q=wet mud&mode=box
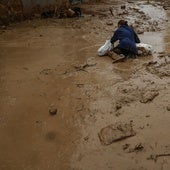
[0,0,170,170]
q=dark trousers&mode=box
[113,47,136,58]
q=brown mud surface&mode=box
[0,0,170,170]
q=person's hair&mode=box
[118,20,128,26]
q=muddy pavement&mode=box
[0,0,170,170]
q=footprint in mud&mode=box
[45,131,56,141]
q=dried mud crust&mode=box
[114,82,160,106]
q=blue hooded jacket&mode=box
[110,25,140,54]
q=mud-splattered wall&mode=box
[0,0,88,25]
[0,0,23,25]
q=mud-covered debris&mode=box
[127,1,134,3]
[41,6,82,19]
[41,10,55,18]
[1,25,7,30]
[49,106,58,115]
[136,29,144,34]
[84,135,89,141]
[145,115,150,118]
[67,8,76,17]
[115,112,121,117]
[166,106,170,111]
[98,122,136,145]
[145,58,170,78]
[112,54,126,63]
[146,61,155,66]
[122,143,130,150]
[40,68,52,75]
[128,143,144,153]
[74,63,97,72]
[35,120,42,123]
[158,54,170,58]
[109,7,114,16]
[147,153,170,162]
[121,5,126,10]
[32,13,41,18]
[118,11,128,16]
[115,102,122,111]
[140,90,159,103]
[163,6,168,10]
[106,21,113,26]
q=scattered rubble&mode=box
[166,106,170,111]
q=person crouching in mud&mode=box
[110,20,140,58]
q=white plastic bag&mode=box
[98,40,113,56]
[136,43,153,55]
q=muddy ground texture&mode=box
[0,0,170,170]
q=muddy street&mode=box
[0,0,170,170]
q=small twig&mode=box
[109,7,114,16]
[147,153,170,162]
[74,67,88,72]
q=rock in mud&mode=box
[121,5,126,9]
[124,143,144,153]
[167,106,170,111]
[129,143,144,153]
[98,122,136,145]
[115,102,122,111]
[140,90,159,103]
[49,106,58,115]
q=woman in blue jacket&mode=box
[111,20,140,57]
